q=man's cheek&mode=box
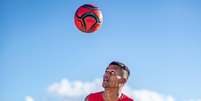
[109,77,119,86]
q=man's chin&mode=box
[102,83,105,88]
[102,83,108,88]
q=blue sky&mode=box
[1,0,201,101]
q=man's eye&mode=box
[111,71,115,74]
[105,71,116,75]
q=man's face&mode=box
[102,64,125,89]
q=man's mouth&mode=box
[103,78,109,82]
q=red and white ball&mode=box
[74,4,103,33]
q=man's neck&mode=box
[103,88,122,101]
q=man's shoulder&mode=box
[85,91,103,101]
[121,93,134,101]
[88,91,103,96]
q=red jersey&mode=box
[86,91,134,101]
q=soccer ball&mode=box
[74,4,103,33]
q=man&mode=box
[85,61,134,101]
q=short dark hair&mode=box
[109,61,130,78]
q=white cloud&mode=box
[48,78,200,101]
[48,78,102,97]
[123,87,175,101]
[25,96,34,101]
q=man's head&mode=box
[102,61,130,89]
